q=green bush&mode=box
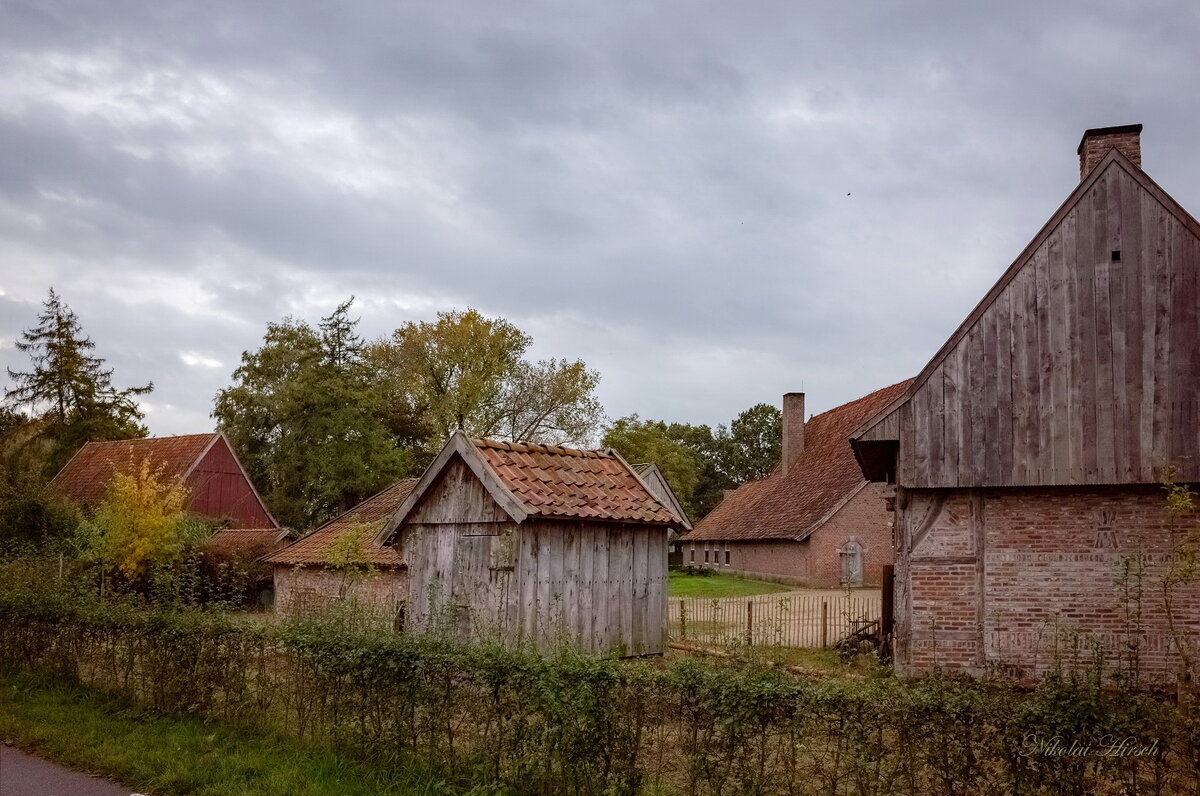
[0,570,1194,795]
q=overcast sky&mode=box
[1,1,1198,438]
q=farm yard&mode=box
[670,588,881,648]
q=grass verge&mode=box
[0,672,452,796]
[667,570,790,598]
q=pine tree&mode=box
[5,288,152,473]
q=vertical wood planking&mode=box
[1034,241,1053,484]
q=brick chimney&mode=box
[782,392,805,474]
[1077,124,1142,180]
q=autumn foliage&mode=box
[76,458,193,579]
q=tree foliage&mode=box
[602,415,702,515]
[371,309,603,452]
[4,288,151,476]
[214,300,410,531]
[603,402,783,521]
[74,458,197,579]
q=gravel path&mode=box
[0,745,140,796]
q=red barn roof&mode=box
[474,438,678,524]
[687,380,912,542]
[376,432,682,546]
[49,432,277,529]
[51,433,218,505]
[264,479,417,568]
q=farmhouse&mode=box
[51,432,280,535]
[685,383,909,588]
[851,125,1200,681]
[264,478,417,615]
[374,432,684,656]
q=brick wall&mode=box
[683,484,894,588]
[897,485,1200,682]
[274,566,407,618]
[806,483,894,588]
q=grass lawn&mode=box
[0,673,451,796]
[668,570,791,598]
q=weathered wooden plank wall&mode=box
[398,457,669,655]
[878,161,1200,488]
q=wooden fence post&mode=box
[679,600,687,640]
[881,565,895,661]
[820,600,829,648]
[746,600,754,646]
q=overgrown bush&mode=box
[0,570,1194,795]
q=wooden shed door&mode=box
[451,531,502,636]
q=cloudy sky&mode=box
[1,1,1198,437]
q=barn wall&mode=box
[885,161,1200,489]
[187,439,275,528]
[896,485,1200,681]
[683,487,893,588]
[686,539,810,586]
[403,517,668,656]
[807,484,894,588]
[273,566,407,617]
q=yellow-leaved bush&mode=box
[78,458,192,579]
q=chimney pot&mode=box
[1077,124,1142,180]
[782,392,805,474]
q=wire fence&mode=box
[668,592,881,648]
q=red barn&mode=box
[51,432,278,530]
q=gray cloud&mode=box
[2,0,1199,437]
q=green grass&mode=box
[668,570,791,598]
[0,673,453,796]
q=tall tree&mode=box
[5,288,151,475]
[722,403,783,483]
[371,309,603,451]
[214,300,409,531]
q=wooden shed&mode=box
[375,432,684,656]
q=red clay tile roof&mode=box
[473,439,678,525]
[203,528,289,557]
[263,479,417,567]
[686,380,913,542]
[49,434,219,506]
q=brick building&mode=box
[685,382,909,588]
[264,478,417,616]
[851,125,1200,682]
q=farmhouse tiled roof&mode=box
[203,528,289,557]
[473,439,678,525]
[49,433,219,506]
[263,479,418,567]
[687,380,913,542]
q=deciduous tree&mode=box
[371,309,602,451]
[214,300,410,531]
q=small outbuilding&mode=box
[375,432,684,656]
[263,479,417,616]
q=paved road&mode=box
[0,745,139,796]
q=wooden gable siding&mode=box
[405,455,511,524]
[893,159,1200,488]
[185,438,275,528]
